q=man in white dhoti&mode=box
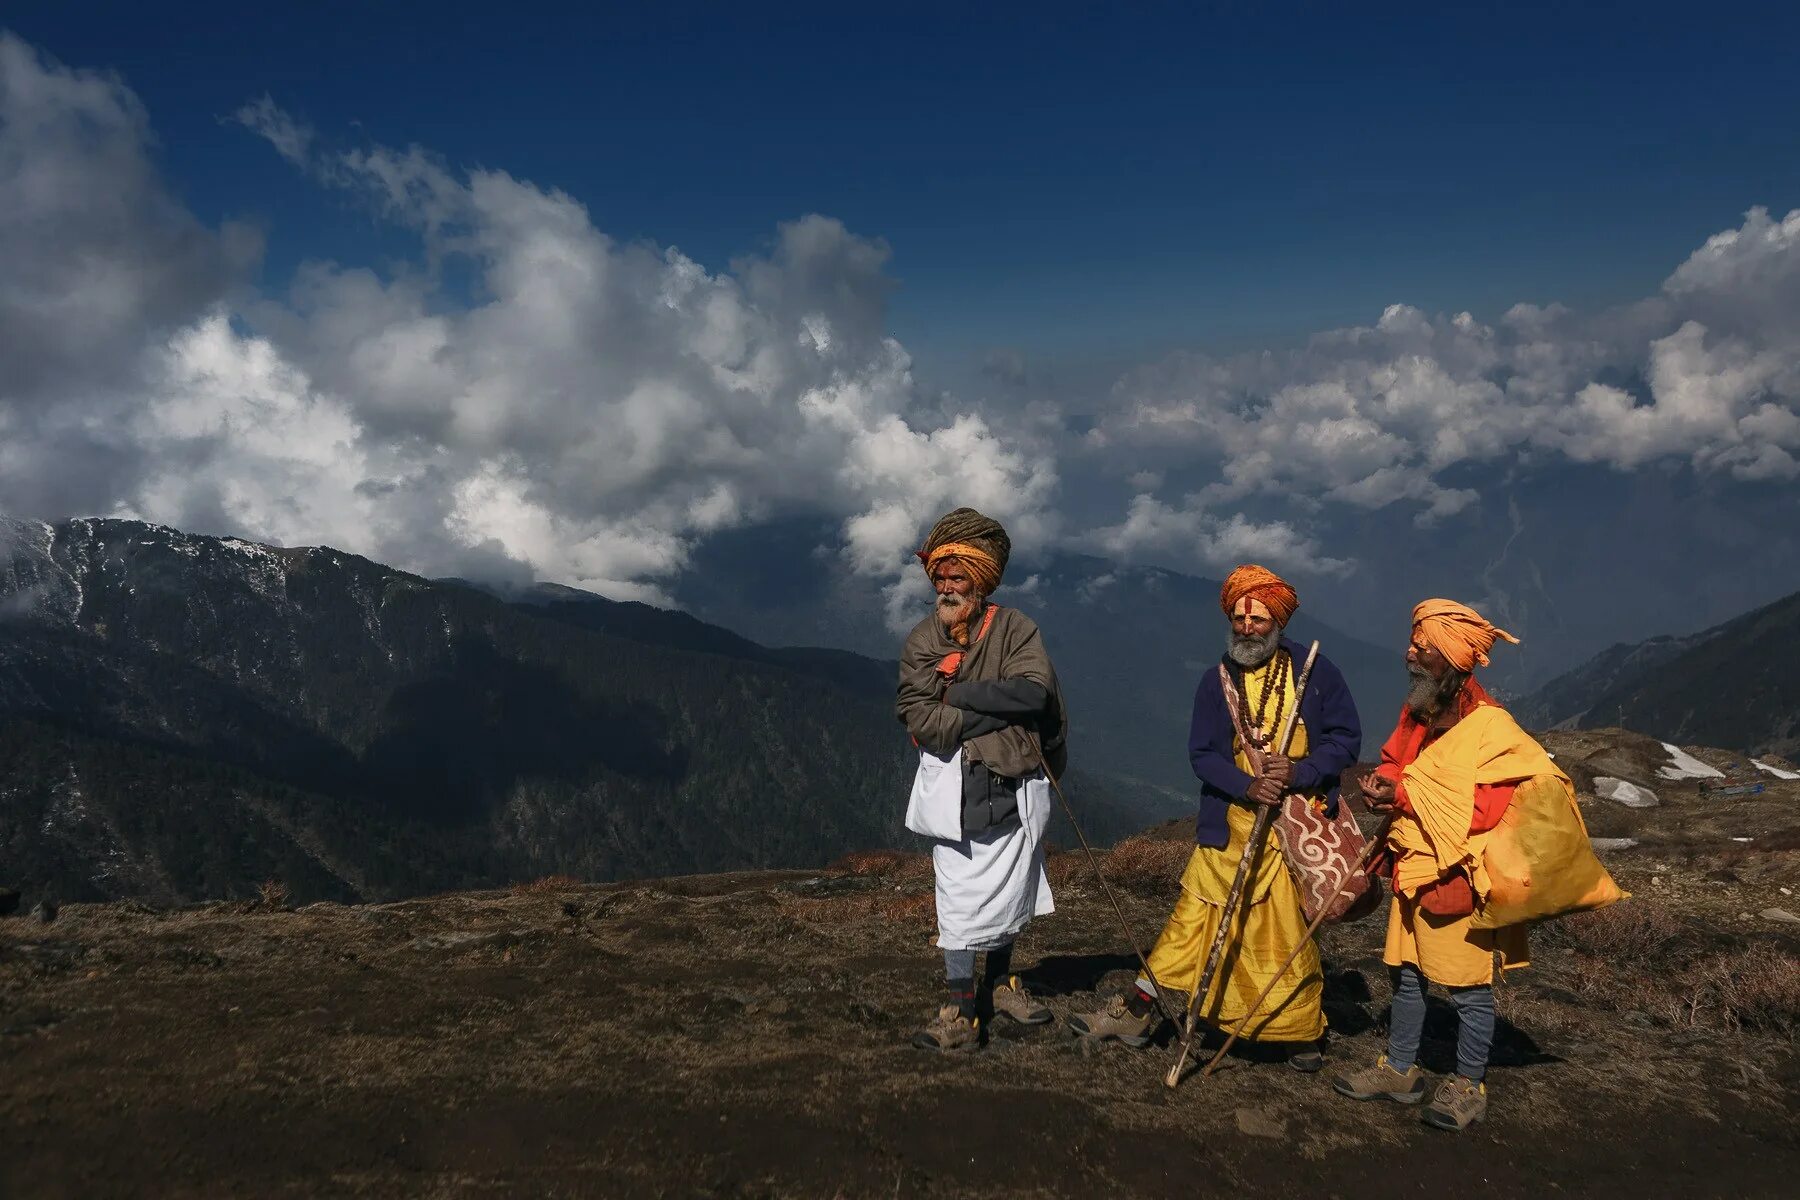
[896,507,1066,1051]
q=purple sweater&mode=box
[1187,639,1363,848]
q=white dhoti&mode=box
[930,773,1055,951]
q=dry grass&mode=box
[868,891,936,926]
[776,889,936,930]
[1671,945,1800,1034]
[1044,851,1088,890]
[255,879,290,910]
[1757,828,1800,853]
[1551,903,1689,967]
[1103,836,1192,890]
[827,850,932,885]
[510,874,583,895]
[1546,904,1800,1036]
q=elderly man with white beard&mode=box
[1069,565,1362,1072]
[895,507,1066,1051]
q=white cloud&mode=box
[5,33,1800,620]
[1087,494,1353,577]
[1087,207,1800,561]
[0,45,1056,607]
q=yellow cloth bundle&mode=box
[1471,776,1628,930]
[1393,705,1626,927]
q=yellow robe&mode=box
[1382,705,1554,987]
[1144,655,1325,1043]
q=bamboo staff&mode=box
[1198,811,1397,1080]
[1164,639,1320,1090]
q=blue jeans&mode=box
[1386,964,1495,1081]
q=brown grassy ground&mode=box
[2,733,1797,1198]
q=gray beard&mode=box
[935,592,985,631]
[1227,628,1282,669]
[1406,665,1469,722]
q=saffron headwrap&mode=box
[1219,564,1299,627]
[923,542,1003,596]
[1412,598,1520,672]
[916,507,1010,596]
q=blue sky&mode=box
[11,1,1800,372]
[4,4,1800,687]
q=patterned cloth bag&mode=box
[1219,664,1378,924]
[1276,792,1381,924]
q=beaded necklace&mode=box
[1247,647,1292,746]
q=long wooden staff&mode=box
[1028,735,1178,1028]
[1197,811,1397,1080]
[1164,639,1319,1090]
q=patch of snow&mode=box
[1657,743,1724,780]
[220,537,289,601]
[1596,776,1660,808]
[1752,760,1800,781]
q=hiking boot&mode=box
[912,1005,981,1052]
[1067,994,1155,1047]
[1332,1055,1428,1104]
[990,976,1053,1026]
[1287,1043,1325,1074]
[1421,1074,1487,1131]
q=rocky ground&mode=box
[3,731,1797,1198]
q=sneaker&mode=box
[1421,1074,1487,1131]
[1067,994,1155,1047]
[1331,1055,1428,1104]
[912,1005,981,1052]
[990,976,1053,1025]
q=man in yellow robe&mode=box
[1068,566,1362,1072]
[1334,599,1560,1131]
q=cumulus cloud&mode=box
[0,33,259,517]
[1089,493,1353,577]
[5,31,1799,620]
[1,41,1054,613]
[1086,210,1800,564]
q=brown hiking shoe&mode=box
[1067,994,1155,1047]
[1332,1055,1428,1104]
[991,976,1053,1025]
[912,1005,981,1052]
[1422,1074,1487,1131]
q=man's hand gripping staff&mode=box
[1164,640,1320,1090]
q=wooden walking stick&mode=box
[1164,639,1320,1090]
[1028,734,1179,1028]
[1198,812,1397,1080]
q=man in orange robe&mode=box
[1333,599,1561,1131]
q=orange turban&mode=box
[1220,564,1298,627]
[923,542,1003,596]
[1412,599,1520,672]
[916,507,1010,596]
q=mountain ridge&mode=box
[1517,586,1800,756]
[0,517,918,904]
[0,517,1187,906]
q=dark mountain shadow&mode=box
[496,583,898,699]
[358,636,686,824]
